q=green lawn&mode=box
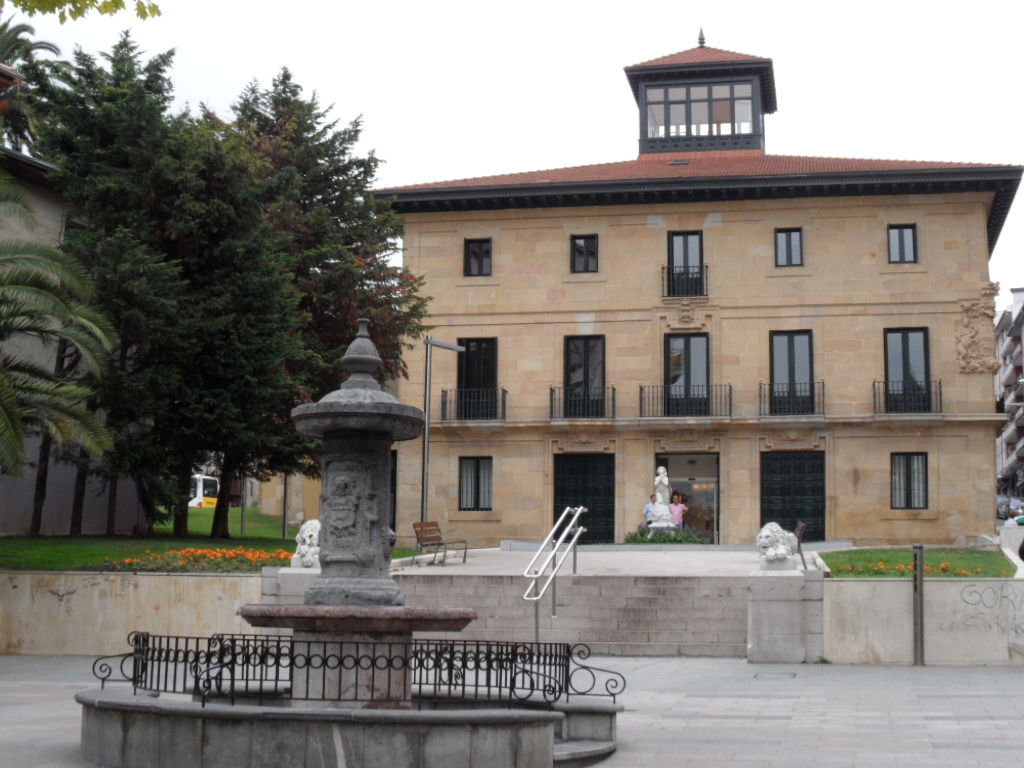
[821,548,1016,578]
[0,507,414,571]
[153,506,300,539]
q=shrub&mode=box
[622,524,712,545]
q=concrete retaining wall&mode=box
[0,571,260,655]
[824,578,1024,665]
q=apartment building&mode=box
[379,39,1021,546]
[996,290,1024,497]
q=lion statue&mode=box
[755,522,798,566]
[291,519,321,568]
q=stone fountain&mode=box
[238,318,474,706]
[75,319,623,768]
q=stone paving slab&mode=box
[3,655,1024,767]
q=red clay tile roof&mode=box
[630,45,768,69]
[379,150,1009,193]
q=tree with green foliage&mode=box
[0,1,159,23]
[0,168,113,476]
[0,14,63,150]
[34,34,194,533]
[164,112,312,539]
[232,70,430,401]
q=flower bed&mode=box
[94,546,294,573]
[821,548,1015,578]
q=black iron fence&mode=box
[759,381,825,416]
[662,265,708,297]
[91,633,626,707]
[873,380,942,414]
[550,386,616,419]
[639,384,732,418]
[440,388,507,420]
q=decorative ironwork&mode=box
[441,388,507,420]
[91,634,626,708]
[640,384,732,418]
[662,265,707,297]
[872,380,942,414]
[759,381,825,416]
[550,386,616,419]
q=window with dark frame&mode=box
[891,453,927,509]
[775,228,803,267]
[888,225,918,264]
[570,235,598,273]
[459,457,493,511]
[463,238,492,277]
[645,81,755,138]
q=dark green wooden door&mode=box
[554,453,615,543]
[760,451,825,541]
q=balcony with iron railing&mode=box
[662,265,708,298]
[550,386,616,419]
[872,380,942,414]
[1001,363,1020,388]
[759,382,825,417]
[440,388,507,421]
[638,384,732,418]
[1000,332,1020,358]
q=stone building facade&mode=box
[379,40,1021,546]
[995,290,1024,496]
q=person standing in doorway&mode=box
[670,492,688,529]
[642,494,657,527]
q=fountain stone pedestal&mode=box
[238,319,474,708]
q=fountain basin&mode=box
[238,604,476,634]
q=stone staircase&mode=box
[395,573,747,657]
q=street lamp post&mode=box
[421,336,464,523]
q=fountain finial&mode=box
[339,317,383,390]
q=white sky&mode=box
[23,0,1024,308]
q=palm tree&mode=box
[0,14,61,150]
[0,170,114,474]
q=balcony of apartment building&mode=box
[1001,359,1021,390]
[872,380,943,415]
[549,386,616,419]
[439,388,508,422]
[661,265,708,298]
[638,383,732,420]
[757,381,825,420]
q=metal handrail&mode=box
[523,506,587,642]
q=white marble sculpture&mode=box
[291,519,321,568]
[755,522,799,570]
[648,466,677,534]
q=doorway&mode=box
[760,451,826,540]
[553,453,615,543]
[655,453,719,542]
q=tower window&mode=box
[646,81,754,139]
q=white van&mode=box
[188,474,219,508]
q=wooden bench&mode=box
[411,521,469,566]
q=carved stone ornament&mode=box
[955,282,1000,374]
[554,433,613,452]
[758,432,825,451]
[666,306,713,331]
[291,519,321,568]
[755,522,799,570]
[657,429,718,452]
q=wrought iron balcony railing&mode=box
[872,380,942,414]
[550,386,615,419]
[759,381,825,416]
[639,384,732,418]
[662,265,708,297]
[440,388,507,421]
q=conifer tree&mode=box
[232,69,430,400]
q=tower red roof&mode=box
[630,45,768,69]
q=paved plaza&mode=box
[3,654,1023,767]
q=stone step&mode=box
[553,739,617,767]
